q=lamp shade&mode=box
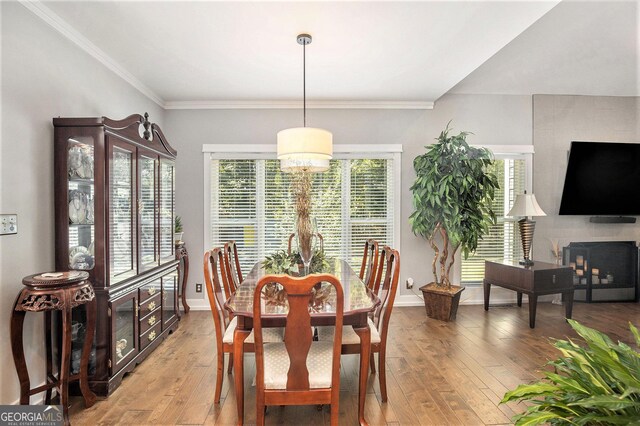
[277,127,333,173]
[507,193,547,217]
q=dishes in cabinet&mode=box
[68,190,93,224]
[68,144,94,179]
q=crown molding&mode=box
[21,1,435,111]
[20,0,165,107]
[164,100,435,110]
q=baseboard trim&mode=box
[186,297,210,311]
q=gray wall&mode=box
[0,3,165,404]
[165,94,533,305]
[533,95,640,258]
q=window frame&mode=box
[460,144,534,285]
[203,144,402,266]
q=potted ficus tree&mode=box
[410,123,499,321]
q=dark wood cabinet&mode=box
[54,114,179,396]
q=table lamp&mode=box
[507,191,546,265]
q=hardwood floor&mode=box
[69,301,640,425]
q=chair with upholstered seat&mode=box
[253,273,344,425]
[318,246,399,402]
[223,240,243,298]
[359,239,379,291]
[203,248,284,404]
[287,232,324,255]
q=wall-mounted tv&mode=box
[559,141,640,215]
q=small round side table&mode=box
[10,271,97,426]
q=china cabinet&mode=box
[54,113,179,395]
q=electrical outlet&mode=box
[0,214,17,235]
[406,277,414,289]
[195,283,203,293]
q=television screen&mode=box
[559,141,640,215]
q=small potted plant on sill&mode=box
[174,215,184,244]
[410,123,499,321]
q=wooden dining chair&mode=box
[203,248,284,404]
[253,274,344,426]
[359,239,379,291]
[287,232,324,255]
[318,246,400,402]
[223,240,243,298]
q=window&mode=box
[461,147,533,284]
[205,146,401,275]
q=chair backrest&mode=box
[371,246,400,343]
[203,248,231,350]
[287,232,324,255]
[223,240,243,297]
[359,239,379,291]
[253,274,343,391]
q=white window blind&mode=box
[209,153,398,276]
[461,156,528,284]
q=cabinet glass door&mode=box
[139,152,158,271]
[111,293,138,372]
[162,270,178,329]
[67,136,95,271]
[159,160,175,262]
[109,142,136,284]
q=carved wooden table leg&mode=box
[80,298,97,407]
[60,305,72,426]
[44,311,53,404]
[10,294,30,405]
[176,243,190,314]
[353,324,371,426]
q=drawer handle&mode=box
[148,315,156,326]
[148,287,156,296]
[148,301,156,311]
[148,330,156,341]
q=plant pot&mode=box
[174,232,183,244]
[419,283,465,322]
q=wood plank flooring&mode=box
[69,302,640,425]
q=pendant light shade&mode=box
[278,33,333,173]
[277,127,332,172]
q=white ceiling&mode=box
[29,1,638,108]
[450,0,640,97]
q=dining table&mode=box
[225,257,380,426]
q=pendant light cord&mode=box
[303,40,306,128]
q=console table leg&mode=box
[528,295,538,328]
[564,291,574,320]
[517,292,523,307]
[483,281,491,311]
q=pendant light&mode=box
[277,34,333,173]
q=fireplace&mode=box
[563,241,639,302]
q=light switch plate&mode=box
[0,214,18,235]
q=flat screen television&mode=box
[559,141,640,215]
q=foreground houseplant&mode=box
[502,320,640,425]
[409,123,499,321]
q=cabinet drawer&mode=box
[139,279,162,303]
[139,292,161,318]
[140,322,162,351]
[139,309,161,334]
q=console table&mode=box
[483,260,574,328]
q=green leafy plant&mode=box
[409,122,499,289]
[292,249,329,274]
[502,319,640,425]
[262,250,298,275]
[174,216,183,233]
